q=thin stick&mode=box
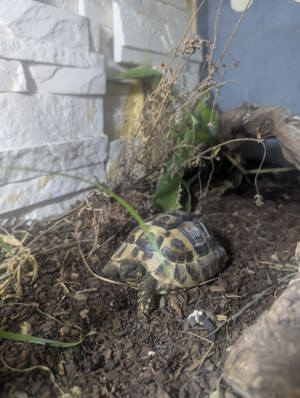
[216,0,252,70]
[185,331,215,371]
[207,0,223,75]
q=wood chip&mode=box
[216,314,228,321]
[210,285,226,293]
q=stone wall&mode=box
[0,0,200,222]
[0,0,107,222]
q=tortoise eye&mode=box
[128,262,139,273]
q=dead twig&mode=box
[1,353,66,397]
[0,232,38,299]
[186,331,215,371]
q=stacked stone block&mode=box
[0,0,107,220]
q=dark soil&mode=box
[0,172,299,398]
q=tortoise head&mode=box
[102,259,145,284]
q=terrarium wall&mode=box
[202,0,300,114]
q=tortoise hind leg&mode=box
[138,272,159,316]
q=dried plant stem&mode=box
[207,0,223,75]
[1,353,66,397]
[246,166,295,175]
[216,0,252,71]
[186,331,215,371]
[0,232,38,299]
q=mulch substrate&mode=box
[0,172,299,398]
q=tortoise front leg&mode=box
[137,272,159,316]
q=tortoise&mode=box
[102,210,228,315]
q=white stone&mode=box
[0,0,89,52]
[106,137,146,186]
[0,94,104,150]
[35,0,79,13]
[113,0,182,57]
[78,1,117,76]
[98,25,117,78]
[0,163,106,214]
[0,136,108,186]
[0,190,89,225]
[89,20,101,53]
[159,0,188,10]
[0,37,103,67]
[181,60,201,91]
[20,190,90,222]
[106,138,127,184]
[78,0,113,28]
[78,0,113,54]
[0,58,27,92]
[0,0,103,67]
[113,0,201,63]
[78,0,117,76]
[29,63,106,95]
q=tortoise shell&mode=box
[102,210,228,291]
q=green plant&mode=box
[0,236,15,256]
[155,98,219,211]
[0,329,94,348]
[114,65,220,212]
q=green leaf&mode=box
[0,236,15,256]
[195,99,219,134]
[114,66,162,81]
[0,329,95,348]
[154,99,220,212]
[155,170,183,212]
